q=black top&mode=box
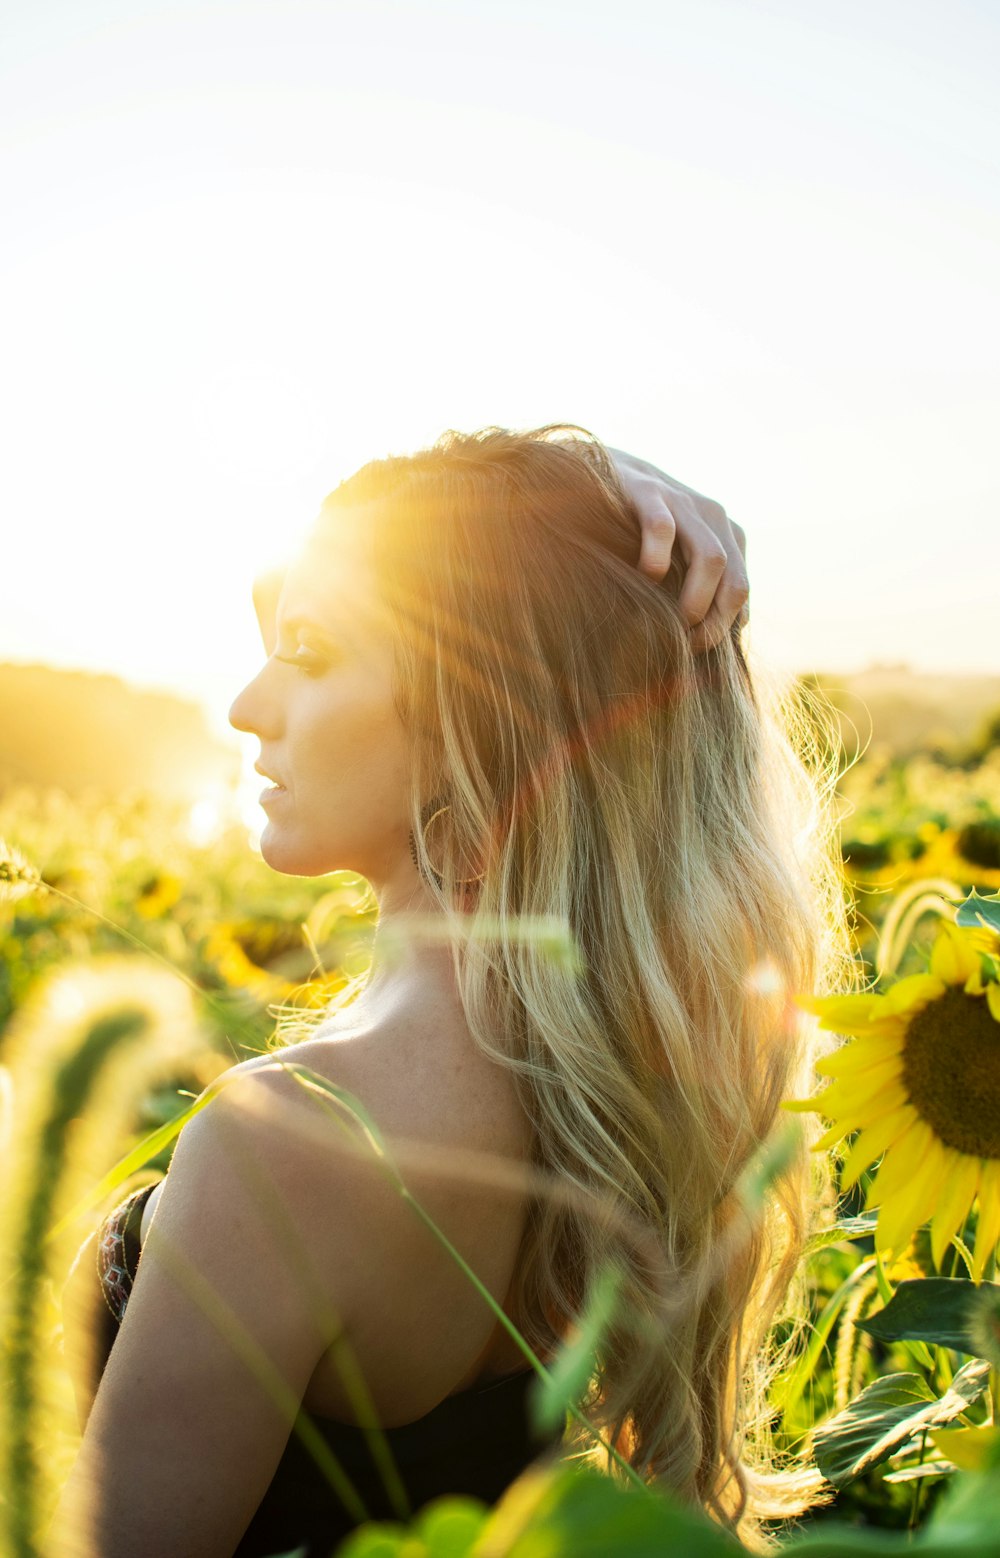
[80,1182,562,1557]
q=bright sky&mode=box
[3,0,998,743]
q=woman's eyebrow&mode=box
[277,613,330,635]
[275,611,365,648]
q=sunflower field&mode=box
[2,720,1000,1557]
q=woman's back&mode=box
[260,971,538,1423]
[131,989,535,1418]
[60,963,548,1556]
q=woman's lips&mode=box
[255,763,286,801]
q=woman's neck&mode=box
[339,895,464,1030]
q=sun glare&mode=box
[185,796,224,848]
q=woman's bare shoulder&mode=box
[139,985,531,1262]
[277,999,532,1162]
[134,1003,533,1419]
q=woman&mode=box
[54,427,845,1557]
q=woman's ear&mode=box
[251,565,286,655]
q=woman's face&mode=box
[228,518,415,888]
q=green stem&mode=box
[932,1343,954,1393]
[873,1243,895,1307]
[907,1425,929,1530]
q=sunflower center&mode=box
[901,987,1000,1159]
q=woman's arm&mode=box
[607,447,749,653]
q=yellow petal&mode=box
[839,1106,918,1193]
[930,921,981,988]
[971,1159,1000,1283]
[814,1055,904,1102]
[882,973,947,1015]
[794,992,885,1028]
[781,1095,825,1114]
[814,1031,904,1079]
[988,984,1000,1025]
[810,1120,849,1153]
[863,1120,929,1211]
[874,1131,947,1259]
[965,964,987,997]
[817,1076,909,1130]
[930,1152,981,1271]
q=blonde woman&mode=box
[56,428,846,1557]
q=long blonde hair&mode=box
[278,426,856,1550]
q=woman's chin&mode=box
[258,825,339,879]
[257,825,305,875]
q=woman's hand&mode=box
[608,447,749,654]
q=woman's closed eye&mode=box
[272,647,329,675]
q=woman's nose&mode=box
[229,666,277,737]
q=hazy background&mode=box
[2,0,997,804]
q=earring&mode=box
[408,794,484,891]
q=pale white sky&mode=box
[2,0,998,741]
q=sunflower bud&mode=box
[0,840,42,905]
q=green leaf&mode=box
[856,1277,986,1353]
[481,1461,744,1558]
[955,887,1000,936]
[881,1461,954,1483]
[414,1497,487,1554]
[811,1359,991,1488]
[334,1529,409,1558]
[924,1461,1000,1552]
[778,1518,997,1557]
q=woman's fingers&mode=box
[634,486,678,579]
[675,506,750,650]
[636,491,749,649]
[613,449,749,652]
[674,512,730,627]
[688,596,749,656]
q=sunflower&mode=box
[842,823,1000,895]
[202,921,299,1001]
[784,917,1000,1280]
[134,871,182,919]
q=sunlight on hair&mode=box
[249,425,858,1548]
[745,958,785,997]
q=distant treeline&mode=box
[796,664,1000,766]
[1,661,997,806]
[0,663,240,802]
